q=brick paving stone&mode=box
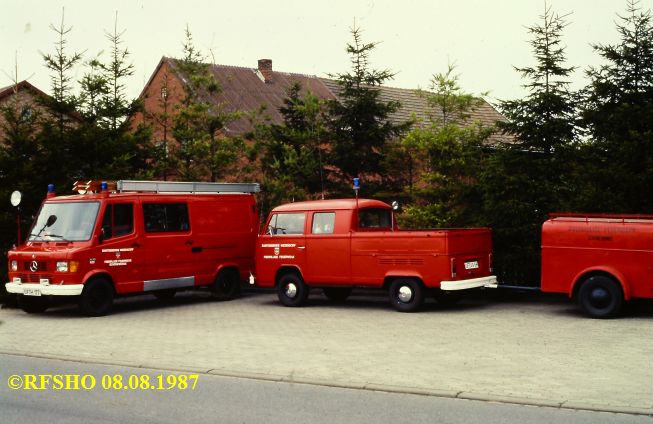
[0,290,652,413]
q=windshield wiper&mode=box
[46,234,69,242]
[28,233,69,242]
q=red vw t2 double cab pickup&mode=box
[6,180,260,316]
[255,198,497,312]
[541,213,653,318]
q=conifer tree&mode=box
[254,82,328,211]
[171,26,241,181]
[327,25,410,191]
[481,3,578,284]
[581,0,653,212]
[398,65,493,228]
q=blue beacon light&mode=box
[353,178,360,199]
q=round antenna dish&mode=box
[10,190,22,207]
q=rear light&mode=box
[10,260,17,272]
[450,258,457,279]
[488,253,493,273]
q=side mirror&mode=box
[391,201,400,211]
[46,214,57,227]
[98,228,105,244]
[10,191,22,207]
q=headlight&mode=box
[56,261,79,273]
[10,260,17,272]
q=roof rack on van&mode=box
[116,180,260,194]
[72,180,260,194]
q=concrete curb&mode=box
[2,350,652,417]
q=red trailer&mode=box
[541,213,653,318]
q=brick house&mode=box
[133,56,506,142]
[131,57,509,184]
[0,81,49,141]
[0,80,81,142]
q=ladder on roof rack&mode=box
[116,180,260,194]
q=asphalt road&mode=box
[1,353,651,424]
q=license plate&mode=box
[464,261,479,270]
[24,287,42,296]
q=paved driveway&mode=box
[1,289,652,415]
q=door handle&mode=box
[191,246,203,253]
[297,246,306,250]
[132,243,141,248]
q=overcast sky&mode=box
[1,0,651,105]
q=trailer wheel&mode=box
[389,278,424,312]
[578,275,623,318]
[277,272,309,307]
[323,287,352,302]
[211,269,241,300]
[433,289,462,307]
[19,295,49,313]
[79,278,114,317]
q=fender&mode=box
[384,271,425,286]
[571,266,630,300]
[275,264,305,286]
[213,262,240,279]
[82,268,113,285]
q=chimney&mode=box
[258,59,273,83]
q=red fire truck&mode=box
[254,198,497,312]
[541,214,653,318]
[6,180,260,316]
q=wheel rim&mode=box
[284,283,298,298]
[588,286,611,310]
[397,285,413,303]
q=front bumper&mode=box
[5,282,84,296]
[440,275,498,291]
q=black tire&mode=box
[578,275,623,319]
[211,269,242,300]
[277,272,309,307]
[323,287,352,302]
[79,278,114,317]
[388,278,424,312]
[153,289,177,302]
[19,295,49,313]
[433,289,463,307]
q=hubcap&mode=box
[285,283,298,298]
[589,287,611,309]
[398,285,413,303]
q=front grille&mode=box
[22,261,48,272]
[17,273,53,283]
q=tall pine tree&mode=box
[327,25,410,192]
[481,3,578,284]
[581,0,653,212]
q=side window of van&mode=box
[266,213,305,235]
[312,212,335,234]
[358,208,391,230]
[101,204,134,240]
[143,203,190,233]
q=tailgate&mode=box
[446,229,493,279]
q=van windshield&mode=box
[29,201,100,242]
